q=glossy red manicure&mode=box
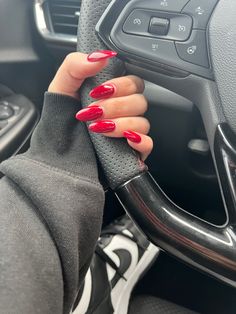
[76,106,103,122]
[89,84,115,99]
[87,50,117,62]
[89,120,116,133]
[124,131,142,143]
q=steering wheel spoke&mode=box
[116,171,236,287]
[215,125,236,224]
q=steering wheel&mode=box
[77,0,236,288]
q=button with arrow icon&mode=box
[182,0,218,29]
[175,30,209,68]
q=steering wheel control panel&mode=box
[96,0,219,79]
[124,11,193,41]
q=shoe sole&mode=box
[112,243,160,314]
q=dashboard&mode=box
[34,0,80,48]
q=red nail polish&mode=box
[89,84,115,99]
[123,131,142,143]
[87,50,117,62]
[76,106,103,122]
[89,120,116,133]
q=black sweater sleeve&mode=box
[0,93,105,314]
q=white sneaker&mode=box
[73,215,159,314]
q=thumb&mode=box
[48,51,116,99]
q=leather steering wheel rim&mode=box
[77,0,147,190]
[77,0,236,288]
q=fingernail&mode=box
[123,131,142,143]
[87,50,117,62]
[89,120,116,133]
[89,84,115,99]
[76,106,103,121]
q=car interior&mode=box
[1,0,236,313]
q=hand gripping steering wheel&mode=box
[77,0,236,288]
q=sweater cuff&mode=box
[44,92,80,105]
[21,92,100,182]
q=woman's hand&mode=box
[48,50,153,160]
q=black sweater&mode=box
[0,93,105,314]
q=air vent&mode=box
[48,0,81,36]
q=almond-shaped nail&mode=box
[87,50,117,62]
[89,84,115,99]
[124,131,142,143]
[76,106,103,122]
[89,120,116,133]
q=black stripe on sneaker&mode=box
[111,249,132,288]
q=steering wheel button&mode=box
[155,0,191,12]
[175,30,209,68]
[123,10,149,35]
[182,0,218,29]
[149,17,169,36]
[111,30,179,67]
[168,15,192,41]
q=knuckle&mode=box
[137,78,145,93]
[128,75,145,93]
[146,138,154,152]
[126,78,137,93]
[143,118,150,133]
[141,139,153,158]
[64,53,79,78]
[64,52,75,63]
[125,75,143,93]
[138,95,148,112]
